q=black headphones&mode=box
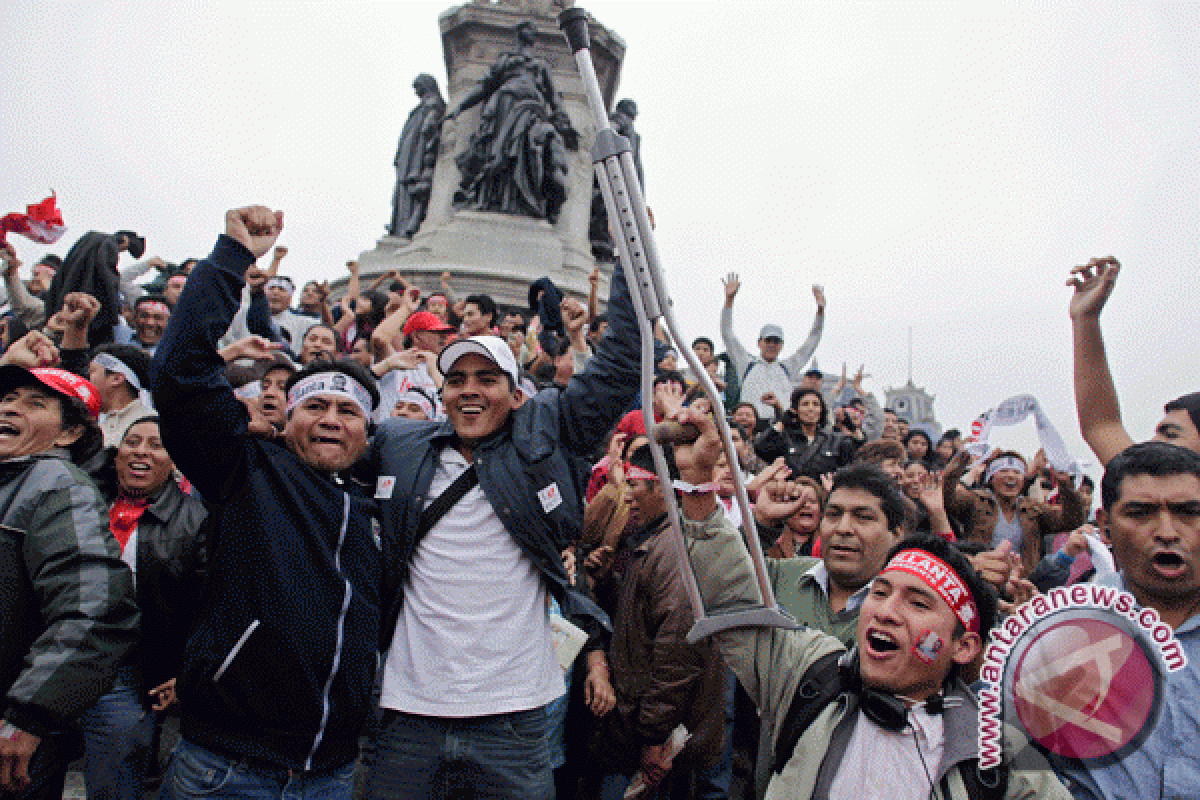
[838,648,945,732]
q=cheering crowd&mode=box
[0,208,1197,800]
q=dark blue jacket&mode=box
[373,261,642,653]
[150,235,380,772]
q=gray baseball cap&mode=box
[758,324,784,341]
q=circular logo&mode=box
[1007,610,1161,762]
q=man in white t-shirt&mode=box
[366,261,641,799]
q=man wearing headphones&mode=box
[672,406,1071,799]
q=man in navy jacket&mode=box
[150,206,382,800]
[365,258,641,799]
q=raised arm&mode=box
[1,245,45,329]
[1068,257,1133,467]
[719,273,750,380]
[555,259,640,457]
[781,284,826,375]
[149,206,283,502]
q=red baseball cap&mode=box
[402,311,456,336]
[0,365,103,419]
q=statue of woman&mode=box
[446,21,577,223]
[389,74,445,238]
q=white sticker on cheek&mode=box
[913,629,944,663]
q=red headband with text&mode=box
[883,549,980,633]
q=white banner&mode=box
[964,394,1081,475]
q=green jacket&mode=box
[683,510,1071,800]
[0,450,139,738]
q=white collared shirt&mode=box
[806,561,871,614]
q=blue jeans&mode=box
[78,667,155,800]
[364,706,554,800]
[160,739,354,800]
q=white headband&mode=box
[395,389,435,420]
[286,372,373,416]
[266,277,294,292]
[985,456,1027,485]
[92,353,142,392]
[92,352,154,411]
[233,380,261,401]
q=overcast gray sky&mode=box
[4,1,1198,477]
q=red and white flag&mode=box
[0,192,66,245]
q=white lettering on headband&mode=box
[286,372,373,416]
[985,456,1027,485]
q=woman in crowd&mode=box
[78,417,208,800]
[900,460,959,541]
[902,428,935,468]
[762,475,824,558]
[943,448,1084,571]
[754,387,855,479]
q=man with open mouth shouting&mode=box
[150,206,383,800]
[673,406,1072,800]
[1055,442,1200,799]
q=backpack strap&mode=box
[413,464,478,548]
[772,650,844,774]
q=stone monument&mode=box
[359,0,627,308]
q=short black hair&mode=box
[830,463,908,533]
[853,439,907,468]
[464,294,497,323]
[302,323,343,353]
[36,254,62,269]
[627,438,680,481]
[1080,474,1095,490]
[944,428,962,440]
[284,358,380,413]
[1101,441,1200,511]
[903,429,932,450]
[1163,392,1200,437]
[653,369,687,389]
[804,368,823,378]
[691,336,714,351]
[884,535,998,642]
[93,343,151,390]
[51,391,103,465]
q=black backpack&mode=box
[772,651,1009,799]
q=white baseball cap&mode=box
[438,335,523,395]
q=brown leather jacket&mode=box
[943,463,1084,572]
[591,519,727,772]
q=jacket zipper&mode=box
[213,619,260,681]
[305,493,353,770]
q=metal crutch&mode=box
[558,5,798,643]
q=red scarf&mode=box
[109,496,149,554]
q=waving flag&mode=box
[1,192,66,245]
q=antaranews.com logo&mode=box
[978,583,1188,770]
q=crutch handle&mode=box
[558,8,590,53]
[650,421,701,445]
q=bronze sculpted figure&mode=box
[446,21,578,223]
[389,74,445,238]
